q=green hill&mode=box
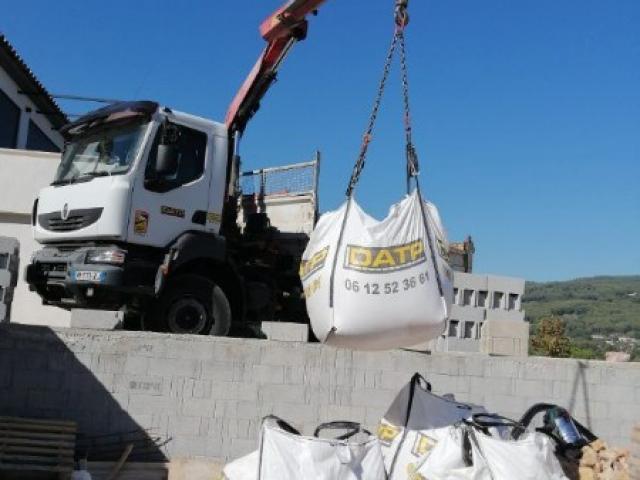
[523,276,640,359]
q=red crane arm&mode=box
[225,0,327,134]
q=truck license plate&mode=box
[74,271,105,282]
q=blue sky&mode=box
[3,0,639,281]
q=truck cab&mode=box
[26,101,318,335]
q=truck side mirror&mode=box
[155,144,179,177]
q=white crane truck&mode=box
[25,0,328,335]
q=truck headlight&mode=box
[86,248,126,265]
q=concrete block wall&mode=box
[0,324,638,464]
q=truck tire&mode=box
[155,274,231,336]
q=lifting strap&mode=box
[328,0,445,310]
[345,1,418,197]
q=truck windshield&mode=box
[53,121,148,185]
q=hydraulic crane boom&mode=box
[225,0,328,135]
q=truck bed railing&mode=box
[240,152,320,199]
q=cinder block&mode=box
[322,404,367,423]
[169,415,202,436]
[200,361,234,382]
[259,383,305,404]
[128,393,173,414]
[236,400,260,421]
[350,388,396,409]
[211,341,262,364]
[148,357,201,379]
[70,309,124,330]
[283,365,305,384]
[125,375,165,396]
[212,382,258,402]
[268,402,317,426]
[228,438,257,460]
[484,393,528,419]
[192,379,213,399]
[27,389,65,410]
[12,370,64,391]
[169,435,209,458]
[92,353,127,374]
[480,319,529,356]
[364,406,385,428]
[260,344,307,366]
[352,350,399,372]
[251,364,285,385]
[469,376,514,397]
[261,321,309,342]
[213,399,239,419]
[514,379,553,400]
[123,355,149,375]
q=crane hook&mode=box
[395,0,409,29]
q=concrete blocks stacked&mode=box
[0,324,638,464]
[0,236,19,323]
[480,318,530,356]
[261,321,309,342]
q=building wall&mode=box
[0,325,637,463]
[0,65,64,150]
[433,271,527,354]
[0,148,70,326]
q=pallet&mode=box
[0,416,77,476]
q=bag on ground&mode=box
[377,373,486,479]
[301,190,454,350]
[425,413,569,480]
[223,417,387,480]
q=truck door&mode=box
[128,120,212,247]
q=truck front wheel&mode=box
[154,274,231,336]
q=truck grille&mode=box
[40,263,67,273]
[38,208,103,232]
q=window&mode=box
[508,293,519,311]
[477,290,488,307]
[0,286,3,302]
[448,320,459,338]
[145,122,207,190]
[0,253,8,270]
[55,121,148,184]
[462,289,474,306]
[477,322,485,339]
[0,90,20,148]
[26,120,60,152]
[492,291,504,309]
[463,322,475,339]
[453,288,459,304]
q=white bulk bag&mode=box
[469,429,569,480]
[222,451,259,480]
[415,415,569,480]
[377,374,486,479]
[301,189,453,350]
[223,417,387,480]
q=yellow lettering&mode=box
[349,247,372,267]
[412,433,436,457]
[393,244,412,264]
[372,249,395,268]
[406,464,427,480]
[410,241,424,261]
[377,422,401,444]
[300,247,329,278]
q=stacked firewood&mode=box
[631,425,639,480]
[565,439,632,480]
